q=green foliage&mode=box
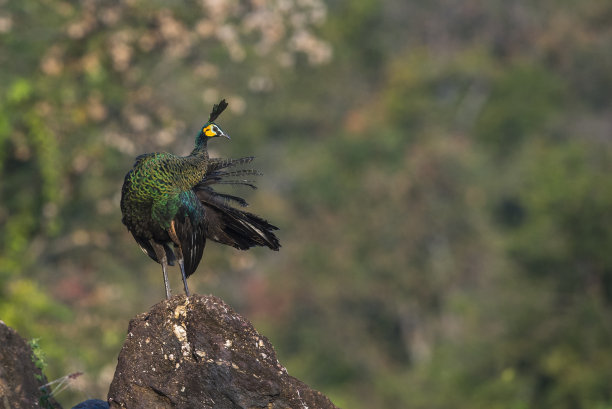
[384,49,494,135]
[29,338,56,409]
[29,338,47,381]
[474,63,566,153]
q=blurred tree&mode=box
[1,0,612,408]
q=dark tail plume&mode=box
[193,157,280,251]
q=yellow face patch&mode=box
[202,125,216,137]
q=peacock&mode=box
[120,99,280,299]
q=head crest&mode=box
[208,99,228,123]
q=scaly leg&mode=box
[150,239,172,299]
[162,261,172,299]
[169,221,191,297]
[178,258,190,297]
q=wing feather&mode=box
[173,193,207,277]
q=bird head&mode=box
[199,99,230,140]
[200,122,229,140]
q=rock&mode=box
[71,399,109,409]
[0,320,62,409]
[108,294,338,409]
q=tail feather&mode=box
[213,180,258,189]
[193,156,280,251]
[203,200,280,250]
[211,169,262,179]
[205,192,249,207]
[207,157,255,173]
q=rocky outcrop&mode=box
[0,321,62,409]
[108,294,338,409]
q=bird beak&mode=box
[223,132,231,140]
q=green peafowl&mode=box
[120,99,280,299]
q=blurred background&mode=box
[1,0,612,407]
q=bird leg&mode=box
[150,239,172,299]
[169,220,191,297]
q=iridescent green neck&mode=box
[192,132,209,156]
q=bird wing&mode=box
[173,191,207,277]
[132,234,177,266]
[132,152,158,167]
